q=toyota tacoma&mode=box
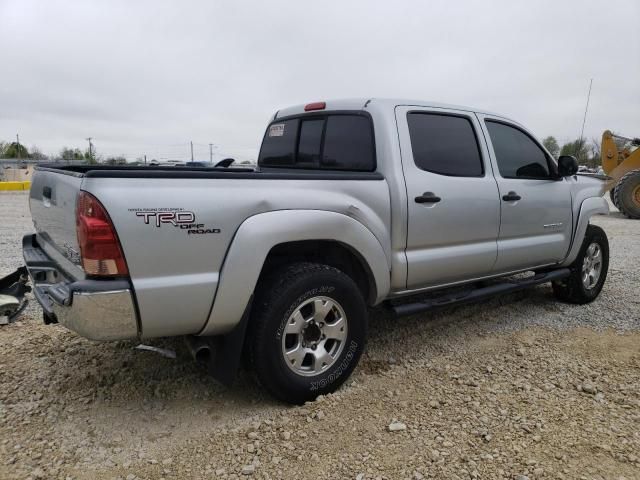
[19,98,610,403]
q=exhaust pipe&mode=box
[185,335,213,366]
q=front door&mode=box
[478,115,573,272]
[396,106,500,289]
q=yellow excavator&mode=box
[601,130,640,219]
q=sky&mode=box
[1,0,638,162]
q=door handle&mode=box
[502,191,521,202]
[415,192,441,203]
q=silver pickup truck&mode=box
[21,98,610,404]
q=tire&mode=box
[614,169,640,219]
[248,262,368,404]
[609,187,619,209]
[552,224,609,304]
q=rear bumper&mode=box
[22,234,139,341]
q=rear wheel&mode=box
[248,262,368,404]
[552,224,609,304]
[614,169,640,219]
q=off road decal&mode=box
[129,207,220,235]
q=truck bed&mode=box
[28,164,390,338]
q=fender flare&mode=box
[561,196,609,267]
[199,210,391,336]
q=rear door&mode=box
[478,115,573,272]
[395,106,500,288]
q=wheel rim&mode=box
[633,184,640,207]
[581,242,603,290]
[281,296,348,377]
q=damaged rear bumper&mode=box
[22,234,139,341]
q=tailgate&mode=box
[29,168,84,276]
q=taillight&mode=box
[76,191,128,277]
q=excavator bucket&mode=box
[601,131,640,219]
[0,267,31,324]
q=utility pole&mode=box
[86,137,94,162]
[190,141,194,161]
[16,134,21,164]
[209,143,213,163]
[144,154,147,165]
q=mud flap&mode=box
[0,267,31,324]
[209,295,253,386]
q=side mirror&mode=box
[558,155,579,176]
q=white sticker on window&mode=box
[268,123,285,137]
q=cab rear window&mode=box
[258,113,375,171]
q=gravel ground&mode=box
[0,191,638,480]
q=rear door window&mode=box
[407,113,483,177]
[259,114,375,171]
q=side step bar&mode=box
[391,268,571,317]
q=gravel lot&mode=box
[1,191,638,480]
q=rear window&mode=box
[259,113,375,171]
[258,119,299,166]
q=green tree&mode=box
[560,138,603,168]
[84,150,98,165]
[2,142,30,159]
[59,147,85,161]
[542,136,560,158]
[560,139,591,164]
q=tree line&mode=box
[0,141,128,165]
[2,135,603,168]
[541,136,601,168]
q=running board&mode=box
[390,268,571,317]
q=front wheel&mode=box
[614,169,640,219]
[248,262,368,404]
[552,224,609,304]
[609,187,619,209]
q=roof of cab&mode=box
[274,98,508,121]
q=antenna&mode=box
[576,78,593,162]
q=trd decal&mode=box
[135,210,195,226]
[128,208,220,235]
